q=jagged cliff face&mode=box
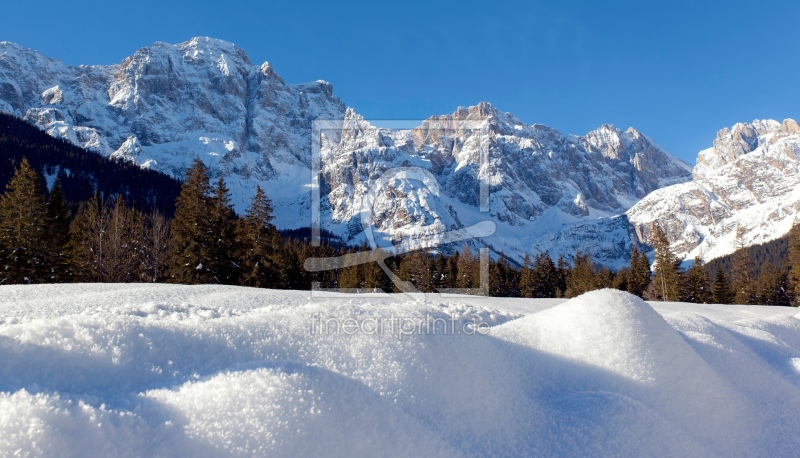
[0,38,704,265]
[318,104,691,262]
[0,37,345,215]
[626,118,800,262]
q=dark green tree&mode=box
[168,158,214,284]
[681,257,711,303]
[712,269,735,304]
[789,223,800,306]
[236,185,280,288]
[731,226,753,304]
[651,223,680,301]
[565,251,597,298]
[68,193,109,282]
[627,246,651,298]
[0,158,48,284]
[44,178,72,282]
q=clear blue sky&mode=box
[5,0,799,163]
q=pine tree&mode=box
[168,158,214,284]
[731,226,753,304]
[519,254,535,298]
[0,158,48,284]
[651,223,680,301]
[207,177,240,284]
[754,261,790,306]
[681,257,711,303]
[712,269,735,304]
[627,246,651,298]
[532,253,558,298]
[44,178,72,282]
[236,185,280,288]
[565,251,597,298]
[456,244,478,289]
[69,193,109,282]
[788,222,800,306]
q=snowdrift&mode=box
[1,285,800,457]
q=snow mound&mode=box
[2,285,800,456]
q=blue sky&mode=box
[5,0,799,163]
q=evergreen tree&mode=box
[44,178,72,282]
[69,193,110,282]
[236,185,280,288]
[554,255,568,297]
[627,246,651,298]
[712,269,735,304]
[168,158,214,284]
[0,158,48,284]
[519,254,535,298]
[681,257,711,303]
[789,222,800,306]
[456,244,478,289]
[731,226,753,304]
[754,261,790,306]
[565,251,597,297]
[208,177,240,284]
[532,253,558,298]
[490,252,518,297]
[613,267,630,292]
[651,223,680,301]
[399,250,433,292]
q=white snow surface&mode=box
[2,285,800,457]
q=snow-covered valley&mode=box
[2,284,800,457]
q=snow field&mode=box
[1,285,800,457]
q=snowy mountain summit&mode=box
[4,38,794,264]
[626,118,800,261]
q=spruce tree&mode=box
[789,222,800,306]
[565,251,597,298]
[519,254,535,298]
[0,158,48,284]
[681,257,711,303]
[44,179,72,282]
[627,246,651,298]
[754,261,790,306]
[651,223,680,301]
[456,244,478,289]
[532,253,558,298]
[236,185,280,288]
[208,177,240,284]
[68,193,109,282]
[712,269,735,304]
[731,226,753,304]
[168,158,214,284]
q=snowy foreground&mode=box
[2,286,800,457]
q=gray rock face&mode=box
[1,38,702,265]
[626,118,800,262]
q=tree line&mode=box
[1,155,800,306]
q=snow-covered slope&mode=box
[0,39,692,265]
[317,104,690,263]
[0,37,346,219]
[626,118,800,262]
[2,285,800,456]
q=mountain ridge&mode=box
[3,37,795,266]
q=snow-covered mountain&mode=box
[625,118,800,262]
[318,105,691,264]
[0,37,345,219]
[18,37,786,266]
